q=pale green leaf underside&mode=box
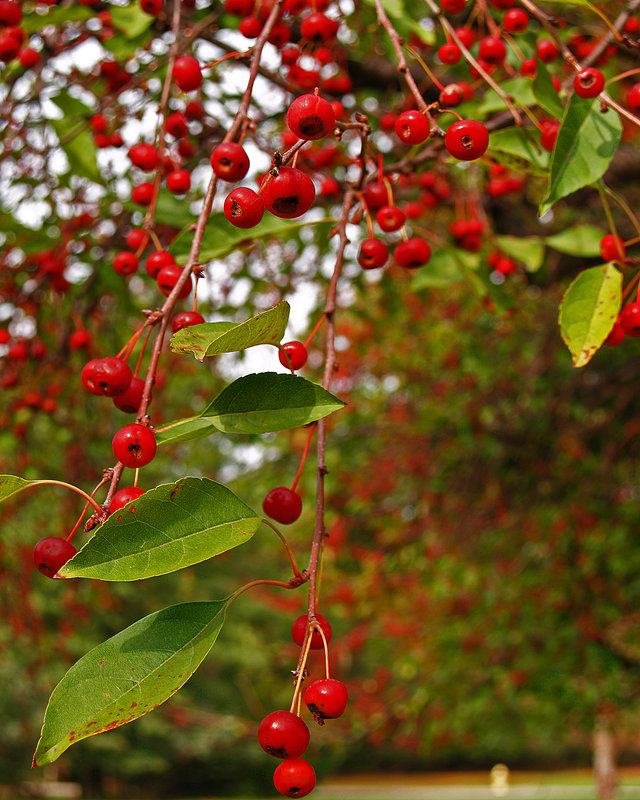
[496,235,545,272]
[0,475,33,503]
[487,128,549,176]
[559,263,622,367]
[63,478,260,581]
[545,225,603,257]
[33,600,229,766]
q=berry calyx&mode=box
[112,423,157,469]
[279,341,308,370]
[210,142,250,182]
[376,205,406,233]
[573,68,605,99]
[172,55,202,92]
[172,311,205,333]
[258,711,310,759]
[224,187,265,228]
[358,238,388,270]
[263,487,303,524]
[286,93,335,141]
[394,237,431,269]
[291,613,332,649]
[600,234,626,262]
[273,758,316,798]
[33,537,76,578]
[444,119,489,161]
[81,357,132,397]
[110,486,145,513]
[394,109,430,145]
[304,678,348,721]
[261,167,315,219]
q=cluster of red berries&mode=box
[258,613,347,797]
[0,0,39,67]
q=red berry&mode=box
[185,100,205,120]
[438,42,461,65]
[604,319,625,347]
[621,302,640,337]
[441,0,465,12]
[81,357,132,397]
[536,39,558,63]
[445,119,489,160]
[394,237,431,269]
[113,251,139,276]
[166,111,188,138]
[300,12,339,43]
[263,487,302,524]
[287,93,335,141]
[210,142,250,182]
[172,311,205,333]
[239,14,263,38]
[126,228,149,251]
[358,238,388,270]
[140,0,162,13]
[33,537,76,579]
[521,57,537,79]
[268,21,291,47]
[112,423,157,468]
[281,45,300,66]
[131,182,155,206]
[440,83,464,107]
[113,376,146,414]
[157,264,192,298]
[574,68,605,99]
[224,187,265,228]
[478,35,506,65]
[129,143,159,171]
[540,119,560,152]
[627,83,640,113]
[376,205,406,233]
[110,486,145,513]
[0,33,20,62]
[600,234,626,262]
[304,678,348,720]
[19,47,40,68]
[258,711,310,759]
[273,758,316,798]
[69,329,91,350]
[455,27,475,48]
[172,55,202,91]
[225,0,253,14]
[261,167,315,219]
[279,341,308,370]
[395,109,430,145]
[146,250,175,278]
[291,613,332,649]
[0,0,22,26]
[363,182,387,210]
[166,168,191,195]
[504,8,528,32]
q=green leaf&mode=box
[540,95,622,216]
[170,212,335,264]
[477,78,535,115]
[559,263,622,367]
[545,225,604,257]
[33,600,229,766]
[532,62,564,119]
[202,373,345,434]
[22,5,93,33]
[0,475,32,503]
[103,29,154,60]
[155,417,218,446]
[170,302,289,361]
[487,128,549,176]
[49,91,93,120]
[49,119,101,184]
[496,235,545,272]
[411,249,467,289]
[110,2,154,37]
[63,478,260,581]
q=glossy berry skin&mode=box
[261,168,315,219]
[300,12,339,43]
[34,537,76,579]
[395,110,430,145]
[292,613,332,649]
[441,0,465,12]
[445,119,489,161]
[504,8,528,32]
[574,68,605,99]
[19,47,40,68]
[287,94,335,141]
[258,711,310,759]
[394,237,431,269]
[112,423,157,469]
[113,376,146,414]
[627,83,640,113]
[82,357,132,397]
[358,239,388,270]
[540,119,560,152]
[166,169,191,195]
[273,758,316,798]
[621,303,640,337]
[146,250,175,278]
[224,187,264,229]
[210,142,250,182]
[132,182,155,206]
[376,205,405,233]
[438,43,460,65]
[263,487,302,524]
[600,234,626,262]
[536,39,558,63]
[604,319,625,347]
[113,251,139,276]
[279,341,308,370]
[440,84,464,107]
[172,311,205,333]
[157,264,192,298]
[126,228,149,251]
[172,55,202,91]
[69,329,91,350]
[129,143,159,171]
[141,0,162,13]
[304,678,348,720]
[110,486,145,514]
[363,182,387,210]
[478,36,506,65]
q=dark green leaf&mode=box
[487,128,549,176]
[33,600,229,766]
[202,373,345,434]
[532,62,564,119]
[170,302,289,361]
[63,478,260,581]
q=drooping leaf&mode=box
[33,600,229,766]
[63,478,260,581]
[170,302,289,361]
[532,62,564,119]
[0,475,33,504]
[110,2,154,37]
[540,95,622,215]
[496,235,545,272]
[202,373,345,434]
[559,263,622,367]
[155,417,218,446]
[545,225,604,257]
[411,249,469,290]
[487,128,549,176]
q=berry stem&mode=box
[620,270,640,304]
[289,633,314,714]
[602,183,640,240]
[597,182,622,243]
[314,618,331,680]
[262,518,304,578]
[228,577,304,607]
[291,424,316,492]
[27,480,104,517]
[65,475,110,542]
[405,44,445,92]
[303,315,325,349]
